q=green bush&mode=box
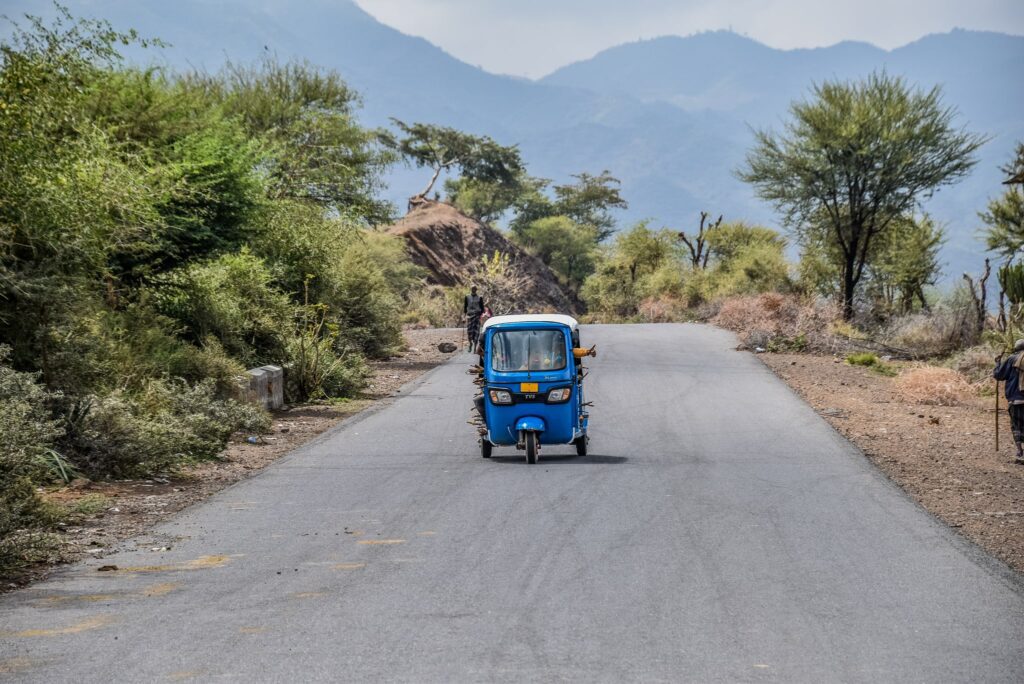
[0,347,65,478]
[286,329,369,401]
[846,352,880,367]
[0,347,65,576]
[402,285,463,328]
[845,352,897,376]
[251,205,409,359]
[683,236,791,306]
[67,379,269,478]
[152,250,293,367]
[331,244,404,359]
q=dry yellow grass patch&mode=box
[894,366,974,406]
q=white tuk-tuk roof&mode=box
[480,314,578,332]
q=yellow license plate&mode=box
[520,382,539,393]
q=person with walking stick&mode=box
[993,339,1024,464]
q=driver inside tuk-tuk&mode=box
[520,351,546,370]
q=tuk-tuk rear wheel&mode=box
[525,432,538,464]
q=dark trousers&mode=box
[466,315,482,347]
[1009,403,1024,446]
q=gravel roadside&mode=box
[761,352,1024,574]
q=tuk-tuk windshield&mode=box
[491,329,567,372]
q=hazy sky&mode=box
[354,0,1024,78]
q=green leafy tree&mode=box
[510,172,627,241]
[684,223,791,304]
[443,172,528,224]
[75,67,267,280]
[867,214,945,315]
[195,59,395,224]
[982,143,1024,261]
[581,223,678,317]
[379,120,524,205]
[739,72,985,319]
[517,216,599,289]
[551,171,628,241]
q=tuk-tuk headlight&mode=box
[546,388,572,403]
[489,389,513,405]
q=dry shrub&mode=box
[712,293,840,352]
[950,345,998,386]
[882,297,979,358]
[638,296,690,323]
[894,366,973,406]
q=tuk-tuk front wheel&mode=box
[524,431,539,464]
[575,435,588,457]
[480,439,492,458]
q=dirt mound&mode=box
[387,201,578,313]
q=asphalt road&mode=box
[2,324,1023,683]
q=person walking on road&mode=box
[464,286,485,350]
[993,338,1024,464]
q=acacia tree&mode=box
[509,171,628,241]
[739,72,985,319]
[379,119,523,207]
[867,214,945,315]
[982,143,1024,261]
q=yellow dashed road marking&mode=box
[331,562,366,570]
[33,594,117,606]
[1,615,113,638]
[32,581,179,606]
[121,554,233,573]
[0,657,36,674]
[357,539,406,545]
[141,582,181,597]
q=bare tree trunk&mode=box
[963,258,991,334]
[409,166,443,210]
[842,258,856,321]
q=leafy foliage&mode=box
[66,379,270,478]
[981,143,1024,261]
[509,172,627,241]
[151,250,293,367]
[190,59,395,224]
[739,72,985,318]
[0,7,421,578]
[516,216,599,289]
[866,214,945,316]
[381,119,524,201]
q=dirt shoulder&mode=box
[760,352,1024,574]
[14,328,464,590]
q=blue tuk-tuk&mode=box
[475,314,594,464]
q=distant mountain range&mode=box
[5,0,1023,281]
